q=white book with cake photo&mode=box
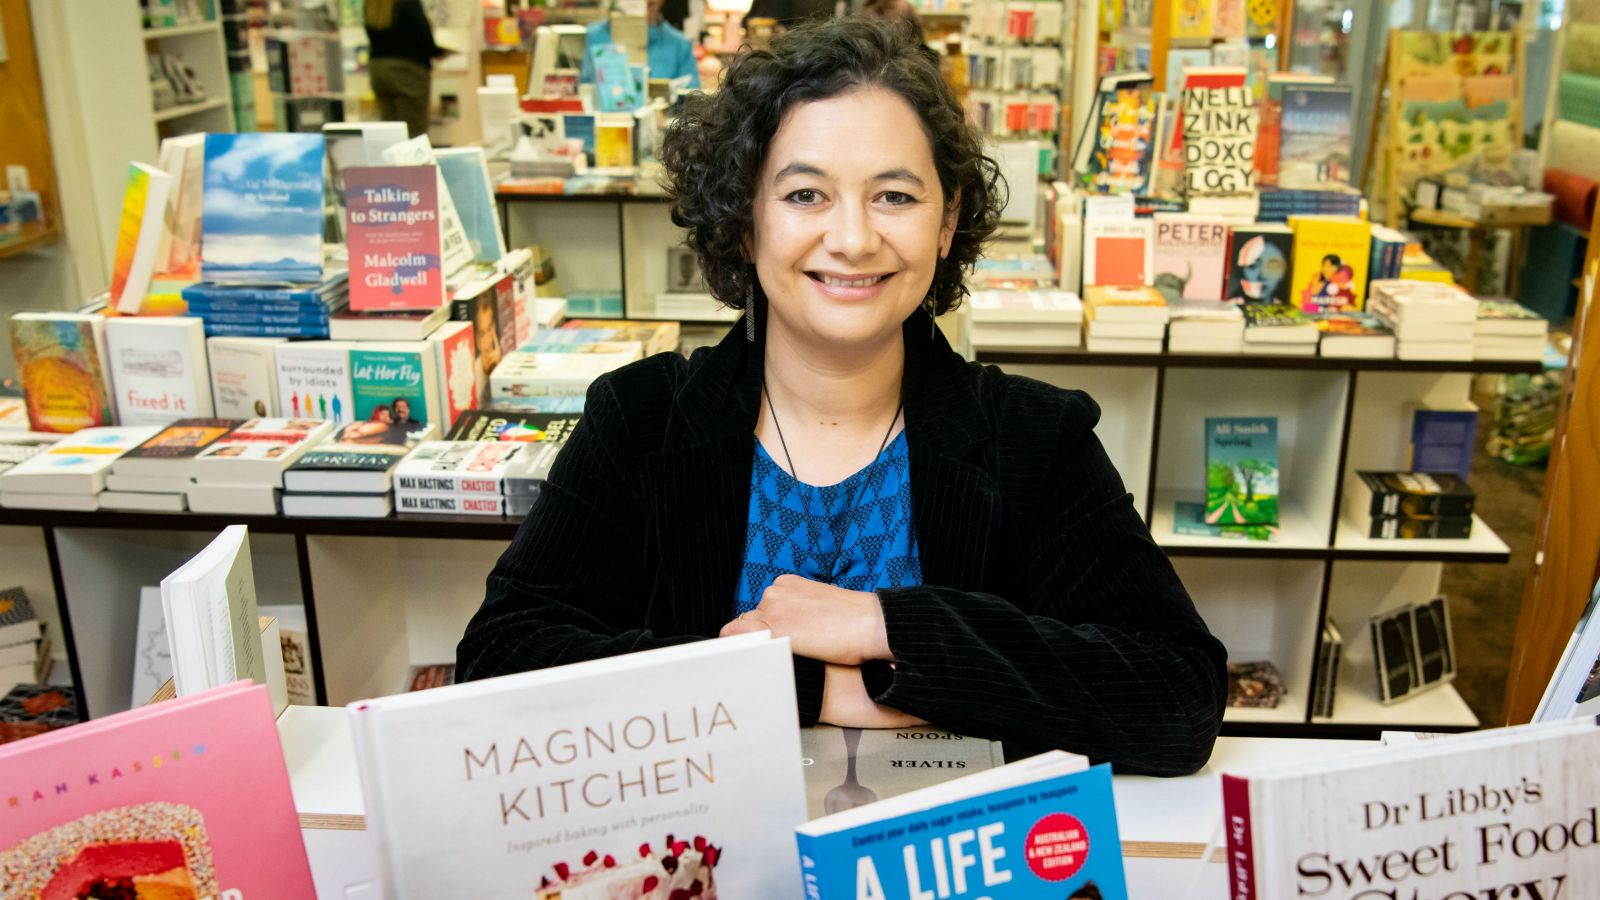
[347,632,808,899]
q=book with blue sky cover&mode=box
[201,133,325,284]
[1205,417,1279,525]
[796,753,1126,899]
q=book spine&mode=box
[186,298,327,315]
[394,492,505,515]
[204,321,332,339]
[197,311,331,326]
[795,832,827,900]
[183,285,328,303]
[1221,774,1258,900]
[392,471,504,495]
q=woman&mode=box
[457,18,1226,776]
[365,0,448,138]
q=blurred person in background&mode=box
[365,0,450,137]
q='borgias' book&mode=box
[347,633,808,899]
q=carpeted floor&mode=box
[1439,406,1548,726]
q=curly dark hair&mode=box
[658,16,1005,316]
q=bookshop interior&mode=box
[5,0,1600,896]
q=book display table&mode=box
[275,705,1364,897]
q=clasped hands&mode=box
[720,573,925,729]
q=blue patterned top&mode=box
[734,431,922,615]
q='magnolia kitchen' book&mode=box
[347,632,808,899]
[796,751,1127,899]
[344,165,447,312]
[0,682,315,899]
[1222,718,1600,900]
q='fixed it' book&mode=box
[1206,417,1279,526]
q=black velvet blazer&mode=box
[457,309,1228,776]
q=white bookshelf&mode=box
[1151,489,1328,552]
[140,2,236,139]
[1314,679,1479,729]
[1333,513,1510,558]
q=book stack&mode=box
[1367,279,1477,361]
[1487,371,1559,465]
[969,255,1061,290]
[968,289,1083,351]
[491,342,642,400]
[1311,311,1396,359]
[0,683,77,744]
[181,272,350,339]
[0,587,51,698]
[1312,619,1343,718]
[329,304,449,342]
[182,419,334,515]
[0,431,57,479]
[1081,285,1167,353]
[281,420,438,518]
[445,408,579,515]
[1242,304,1318,355]
[1344,470,1476,540]
[1368,224,1409,281]
[392,440,539,515]
[0,426,162,511]
[1167,300,1244,353]
[105,419,248,511]
[1473,298,1549,361]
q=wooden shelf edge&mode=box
[0,224,60,261]
[975,349,1544,375]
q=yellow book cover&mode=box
[1171,0,1216,42]
[8,315,114,433]
[595,123,635,169]
[1289,216,1372,313]
[108,164,153,305]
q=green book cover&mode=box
[1205,416,1279,525]
[349,346,430,432]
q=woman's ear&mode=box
[940,189,960,259]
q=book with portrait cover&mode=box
[796,752,1127,899]
[1205,417,1279,526]
[0,682,315,899]
[200,133,325,284]
[1289,215,1372,313]
[1225,223,1294,303]
[346,633,808,899]
[9,313,115,433]
[349,342,441,431]
[1222,719,1600,900]
[344,165,446,312]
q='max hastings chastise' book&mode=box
[200,133,326,285]
[347,632,808,899]
[795,751,1127,899]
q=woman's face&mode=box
[750,86,956,352]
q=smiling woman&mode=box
[456,17,1228,776]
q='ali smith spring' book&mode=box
[1205,416,1279,526]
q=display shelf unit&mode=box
[0,223,61,262]
[0,355,1522,738]
[140,0,237,138]
[151,96,231,123]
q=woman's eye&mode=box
[786,189,822,205]
[880,191,915,205]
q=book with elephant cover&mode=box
[347,633,808,899]
[796,752,1127,899]
[800,726,1006,821]
[0,682,315,898]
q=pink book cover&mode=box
[0,682,315,898]
[345,166,446,312]
[1153,215,1231,301]
[491,272,518,357]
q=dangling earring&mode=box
[744,278,756,342]
[924,295,937,340]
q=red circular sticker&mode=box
[1024,813,1089,882]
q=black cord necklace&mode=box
[763,386,904,586]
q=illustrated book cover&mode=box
[200,133,325,284]
[1205,417,1279,525]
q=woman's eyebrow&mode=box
[872,168,925,188]
[774,161,827,181]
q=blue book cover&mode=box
[1277,86,1352,190]
[182,278,346,304]
[435,150,506,264]
[201,133,326,284]
[203,321,331,338]
[183,298,331,315]
[796,761,1126,900]
[1410,409,1477,481]
[1205,417,1279,526]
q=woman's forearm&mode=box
[818,663,927,729]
